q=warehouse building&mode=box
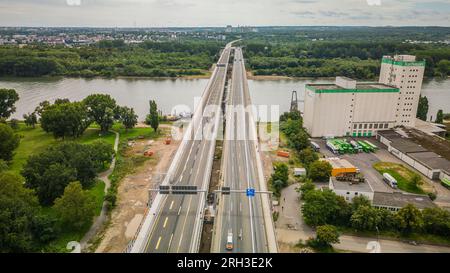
[304,55,425,137]
[377,130,450,183]
[304,77,399,137]
[372,192,435,212]
[329,177,374,202]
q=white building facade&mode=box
[379,55,426,127]
[304,78,399,138]
[304,55,425,137]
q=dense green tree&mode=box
[0,159,8,173]
[422,207,450,236]
[350,205,382,231]
[299,179,315,198]
[0,88,19,119]
[308,160,332,182]
[302,189,351,226]
[40,101,90,139]
[298,148,319,168]
[270,163,289,196]
[279,111,302,122]
[83,94,117,133]
[147,100,159,132]
[416,95,429,121]
[0,123,20,161]
[395,204,423,234]
[288,130,310,152]
[22,142,109,205]
[23,112,38,128]
[118,106,138,131]
[436,59,450,77]
[435,109,444,124]
[315,225,340,247]
[0,172,39,252]
[351,195,371,211]
[53,182,97,231]
[30,214,59,245]
[34,100,50,118]
[88,140,115,171]
[280,118,302,137]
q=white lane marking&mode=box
[169,200,174,210]
[177,195,193,252]
[163,217,168,228]
[155,236,162,250]
[178,206,182,216]
[167,233,174,252]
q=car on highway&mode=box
[226,232,233,251]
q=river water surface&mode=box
[1,77,448,121]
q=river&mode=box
[1,77,448,121]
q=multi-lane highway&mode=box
[212,47,272,253]
[132,44,231,253]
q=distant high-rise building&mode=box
[225,25,233,33]
[378,55,425,127]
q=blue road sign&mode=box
[246,188,255,197]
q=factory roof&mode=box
[330,177,373,193]
[372,192,435,210]
[389,139,428,154]
[408,152,450,173]
[377,129,403,140]
[305,82,399,93]
[322,157,355,169]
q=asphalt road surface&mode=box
[214,47,269,253]
[144,46,231,253]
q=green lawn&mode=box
[10,123,56,175]
[373,162,426,194]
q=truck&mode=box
[310,141,320,152]
[226,232,233,251]
[357,140,373,153]
[364,140,378,151]
[326,141,339,154]
[350,140,362,153]
[383,173,398,188]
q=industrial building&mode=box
[372,192,435,212]
[304,77,399,137]
[379,55,426,127]
[304,55,425,137]
[377,130,450,183]
[329,177,374,202]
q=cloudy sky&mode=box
[0,0,449,27]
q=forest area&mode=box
[0,27,449,79]
[0,40,224,78]
[243,40,450,79]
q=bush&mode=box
[308,160,332,182]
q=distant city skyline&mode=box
[0,0,449,27]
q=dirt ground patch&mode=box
[95,125,180,253]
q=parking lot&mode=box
[312,137,396,193]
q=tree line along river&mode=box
[1,77,449,122]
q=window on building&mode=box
[364,124,368,129]
[374,124,378,129]
[384,123,389,128]
[359,124,362,129]
[369,124,373,129]
[353,124,357,129]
